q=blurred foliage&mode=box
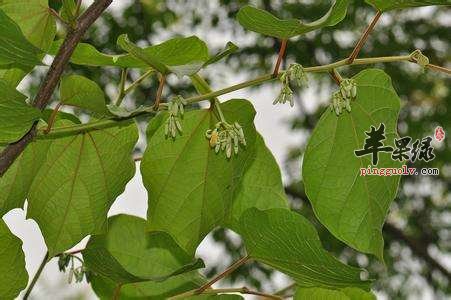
[35,0,451,299]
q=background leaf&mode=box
[60,74,108,114]
[118,34,210,77]
[302,69,402,261]
[365,0,450,11]
[28,120,138,257]
[236,1,350,39]
[0,79,41,143]
[141,99,257,254]
[83,214,204,284]
[0,220,28,299]
[238,208,371,290]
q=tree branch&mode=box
[0,0,113,176]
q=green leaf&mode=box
[141,99,257,253]
[60,75,108,114]
[27,120,138,257]
[238,208,371,290]
[0,140,50,216]
[0,0,56,51]
[106,104,153,118]
[91,271,206,300]
[61,0,77,23]
[0,220,28,299]
[225,134,289,229]
[0,9,42,68]
[187,295,244,299]
[295,287,376,300]
[302,69,402,261]
[0,79,41,143]
[365,0,450,11]
[203,42,238,68]
[83,214,204,284]
[0,68,28,87]
[118,34,210,77]
[236,1,350,39]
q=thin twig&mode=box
[273,39,288,76]
[348,10,382,63]
[112,284,122,300]
[49,8,70,28]
[0,0,113,177]
[75,0,83,17]
[196,255,250,294]
[44,103,63,134]
[426,63,451,75]
[329,69,343,85]
[153,74,166,109]
[115,68,128,106]
[274,283,296,296]
[23,251,49,300]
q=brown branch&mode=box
[196,255,250,294]
[426,63,451,75]
[329,69,343,85]
[283,187,451,282]
[0,0,113,177]
[273,39,288,76]
[348,10,382,64]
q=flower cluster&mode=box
[58,253,90,284]
[165,96,187,138]
[411,49,429,71]
[330,78,357,115]
[205,121,246,158]
[273,63,308,107]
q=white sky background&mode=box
[2,1,448,299]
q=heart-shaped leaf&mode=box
[28,120,138,257]
[365,0,450,11]
[0,9,42,69]
[295,287,376,300]
[141,99,257,253]
[0,220,28,299]
[238,208,371,290]
[225,134,289,229]
[83,214,204,284]
[236,1,350,39]
[302,69,402,261]
[0,79,41,143]
[60,75,108,115]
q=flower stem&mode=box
[44,102,63,134]
[153,74,166,109]
[23,251,49,300]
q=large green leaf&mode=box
[141,99,257,253]
[0,0,56,51]
[0,220,28,299]
[238,208,371,290]
[60,75,108,114]
[84,214,204,284]
[0,9,42,68]
[236,1,350,39]
[27,120,138,257]
[91,271,206,300]
[118,34,210,77]
[0,79,41,143]
[225,134,288,229]
[365,0,450,11]
[0,140,49,216]
[295,287,376,300]
[302,69,402,261]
